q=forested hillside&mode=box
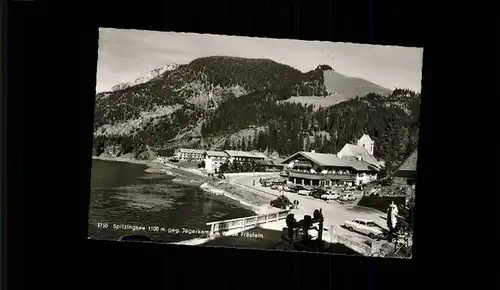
[92,56,420,171]
[93,57,330,156]
[203,89,420,171]
[200,68,327,134]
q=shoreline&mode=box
[92,155,272,214]
[199,182,260,214]
[92,155,206,183]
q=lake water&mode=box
[88,159,255,243]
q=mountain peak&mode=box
[111,63,180,91]
[322,70,392,97]
[316,64,334,71]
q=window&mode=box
[356,220,365,225]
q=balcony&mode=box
[280,170,356,181]
[293,161,313,168]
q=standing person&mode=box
[253,179,256,186]
[285,214,297,242]
[387,201,398,234]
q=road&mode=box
[227,173,388,242]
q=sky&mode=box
[96,28,423,93]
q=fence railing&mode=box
[206,210,290,236]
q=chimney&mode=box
[311,150,315,153]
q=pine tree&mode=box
[304,135,310,151]
[246,136,253,151]
[241,137,247,151]
[314,135,322,152]
[321,135,330,153]
[253,131,259,150]
[229,139,236,150]
[258,131,267,151]
[223,138,231,150]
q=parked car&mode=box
[328,189,341,194]
[297,189,312,196]
[351,190,363,196]
[288,185,304,193]
[321,192,340,201]
[310,189,326,199]
[270,196,294,210]
[340,194,356,201]
[271,184,281,190]
[259,178,271,184]
[272,179,287,185]
[343,218,383,239]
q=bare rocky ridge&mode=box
[94,105,182,137]
[110,63,181,92]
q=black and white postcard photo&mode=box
[89,28,422,258]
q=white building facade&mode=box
[355,171,378,185]
[204,151,229,173]
[174,148,204,161]
[337,134,384,169]
[357,134,375,155]
[224,150,266,164]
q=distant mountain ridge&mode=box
[279,70,393,110]
[93,56,419,170]
[323,70,392,101]
[110,63,181,92]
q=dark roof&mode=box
[394,149,418,178]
